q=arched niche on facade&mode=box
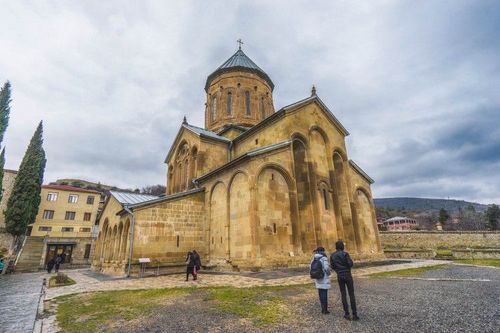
[256,165,295,258]
[354,187,379,254]
[228,171,252,260]
[209,181,228,261]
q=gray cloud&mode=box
[1,1,499,203]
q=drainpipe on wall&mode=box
[124,205,136,278]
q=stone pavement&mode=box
[0,271,46,333]
[45,259,448,300]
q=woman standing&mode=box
[185,251,195,281]
[311,247,331,314]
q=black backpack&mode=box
[310,257,325,279]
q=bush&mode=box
[55,272,70,284]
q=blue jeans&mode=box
[318,288,328,308]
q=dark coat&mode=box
[186,252,195,268]
[192,251,202,270]
[330,250,354,277]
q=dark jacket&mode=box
[186,252,195,268]
[330,250,353,277]
[192,251,202,270]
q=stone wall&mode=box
[0,228,13,254]
[380,231,500,249]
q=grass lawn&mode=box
[435,248,452,256]
[49,276,76,288]
[369,264,449,278]
[56,288,192,333]
[453,259,500,268]
[54,285,300,332]
[206,285,292,326]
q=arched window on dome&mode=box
[211,97,217,121]
[245,91,251,115]
[260,97,265,118]
[227,92,233,115]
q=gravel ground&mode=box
[88,265,500,333]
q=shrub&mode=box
[55,272,70,284]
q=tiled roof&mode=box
[183,124,231,143]
[110,191,159,205]
[42,184,101,194]
[205,49,274,91]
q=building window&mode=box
[260,98,265,118]
[79,227,91,232]
[87,196,95,205]
[322,189,329,210]
[273,223,277,234]
[65,211,76,220]
[38,226,52,232]
[227,92,232,115]
[245,91,251,115]
[47,192,58,201]
[211,96,217,121]
[176,235,180,248]
[83,212,92,221]
[61,227,74,232]
[43,210,54,219]
[68,194,78,203]
[84,244,91,259]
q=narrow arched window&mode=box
[227,92,233,115]
[322,188,329,210]
[260,98,265,118]
[245,91,251,115]
[211,97,217,121]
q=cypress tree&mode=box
[0,148,5,201]
[5,121,46,237]
[0,81,12,202]
[0,81,11,144]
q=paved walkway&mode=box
[45,259,448,300]
[0,272,46,333]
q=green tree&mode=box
[0,148,5,199]
[0,81,12,201]
[485,204,500,230]
[5,121,46,237]
[439,208,450,225]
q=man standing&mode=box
[330,240,359,321]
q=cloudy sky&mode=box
[1,1,499,203]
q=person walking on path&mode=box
[330,240,359,321]
[192,250,202,280]
[185,251,196,281]
[310,246,331,314]
[54,255,62,273]
[47,257,55,273]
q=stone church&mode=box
[92,46,382,276]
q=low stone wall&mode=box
[380,231,500,249]
[380,231,500,259]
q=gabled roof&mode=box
[118,188,204,214]
[109,191,159,205]
[217,124,250,136]
[349,160,374,184]
[205,49,274,92]
[164,123,230,164]
[195,140,292,183]
[42,184,101,194]
[233,95,350,144]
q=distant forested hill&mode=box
[374,197,488,213]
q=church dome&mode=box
[205,48,274,92]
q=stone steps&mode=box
[15,237,45,272]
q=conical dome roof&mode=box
[205,49,274,92]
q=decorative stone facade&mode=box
[93,47,382,276]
